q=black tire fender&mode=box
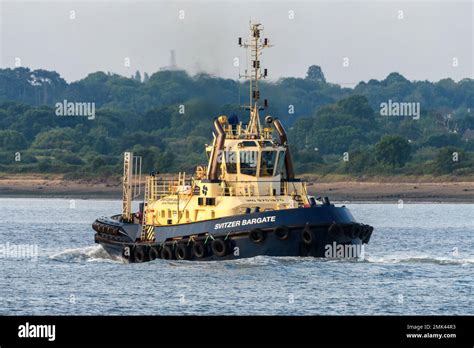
[149,247,160,260]
[133,245,146,263]
[211,238,228,257]
[348,224,359,239]
[161,245,174,260]
[361,225,373,242]
[302,226,313,245]
[274,225,290,240]
[249,229,266,243]
[192,241,207,258]
[176,243,191,260]
[328,223,341,238]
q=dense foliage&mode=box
[0,66,473,178]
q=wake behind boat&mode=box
[92,22,374,263]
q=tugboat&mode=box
[92,23,374,263]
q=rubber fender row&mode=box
[128,237,232,262]
[328,223,374,241]
[92,221,120,235]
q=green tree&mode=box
[425,133,462,148]
[434,147,465,174]
[375,135,411,167]
[337,95,375,121]
[1,66,474,178]
[56,152,85,165]
[32,128,79,150]
[313,126,365,155]
[0,130,27,150]
[306,65,326,83]
[134,70,142,82]
[344,149,375,174]
[91,156,107,171]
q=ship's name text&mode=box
[214,216,276,230]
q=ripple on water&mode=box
[365,255,474,266]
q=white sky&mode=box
[0,0,472,86]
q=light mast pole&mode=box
[239,22,272,137]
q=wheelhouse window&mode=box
[240,150,257,176]
[275,151,286,176]
[240,141,257,147]
[259,151,277,176]
[225,151,237,174]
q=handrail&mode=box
[218,179,306,197]
[144,175,194,202]
[144,176,307,199]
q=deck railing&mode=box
[143,176,307,201]
[144,174,193,204]
[218,180,307,197]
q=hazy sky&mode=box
[0,0,472,86]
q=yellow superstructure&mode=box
[142,115,308,229]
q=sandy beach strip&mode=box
[0,174,473,202]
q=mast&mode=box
[239,22,272,137]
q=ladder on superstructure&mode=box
[122,152,142,222]
[140,175,152,241]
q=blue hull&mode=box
[93,205,374,262]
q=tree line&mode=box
[0,66,473,178]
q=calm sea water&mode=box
[0,198,472,315]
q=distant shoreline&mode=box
[311,182,474,203]
[1,174,473,203]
